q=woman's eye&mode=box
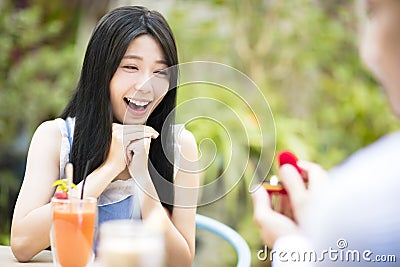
[154,69,169,77]
[122,66,138,71]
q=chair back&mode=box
[195,214,251,267]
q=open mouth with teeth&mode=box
[124,97,151,113]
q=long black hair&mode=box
[60,6,178,214]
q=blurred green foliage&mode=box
[0,0,79,246]
[0,0,398,266]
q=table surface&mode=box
[0,245,52,267]
[0,246,100,267]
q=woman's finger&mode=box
[123,131,156,142]
[113,123,159,136]
[125,137,152,159]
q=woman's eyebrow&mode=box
[122,54,168,65]
[123,54,142,60]
[156,59,168,66]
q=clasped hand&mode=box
[105,123,159,177]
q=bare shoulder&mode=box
[174,128,200,198]
[29,119,62,157]
[34,119,61,137]
[177,128,196,146]
[177,128,198,161]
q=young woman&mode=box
[11,6,199,267]
[252,0,400,265]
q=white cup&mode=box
[97,220,165,267]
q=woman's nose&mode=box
[134,72,153,92]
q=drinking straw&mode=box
[80,159,92,200]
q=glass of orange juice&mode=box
[50,197,97,267]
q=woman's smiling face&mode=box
[110,34,170,125]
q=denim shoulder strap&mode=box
[65,119,73,162]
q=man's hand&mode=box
[251,161,329,248]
